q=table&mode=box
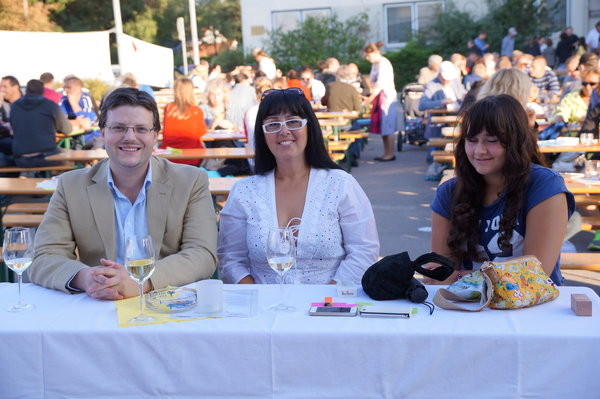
[564,177,600,194]
[0,283,598,398]
[538,143,600,153]
[315,111,359,119]
[201,130,246,142]
[0,177,240,196]
[46,147,255,162]
[432,143,600,164]
[51,148,254,161]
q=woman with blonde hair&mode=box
[477,68,532,107]
[476,68,538,127]
[200,78,236,130]
[160,78,207,166]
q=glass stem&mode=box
[279,272,284,305]
[139,282,144,316]
[17,273,23,305]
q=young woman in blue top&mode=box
[430,94,574,285]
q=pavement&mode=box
[351,134,600,296]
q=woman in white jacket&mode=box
[218,88,379,284]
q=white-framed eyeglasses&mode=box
[105,125,155,135]
[262,118,307,134]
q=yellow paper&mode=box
[165,147,183,154]
[115,296,211,328]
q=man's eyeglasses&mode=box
[261,87,305,100]
[582,81,599,87]
[105,125,155,135]
[262,118,307,134]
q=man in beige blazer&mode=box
[28,87,217,300]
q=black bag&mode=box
[361,252,454,302]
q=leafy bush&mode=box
[423,0,565,57]
[266,13,370,72]
[385,42,433,89]
[82,79,112,103]
[209,49,255,72]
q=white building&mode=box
[240,0,600,53]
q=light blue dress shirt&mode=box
[108,163,152,265]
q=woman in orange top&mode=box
[286,69,312,101]
[161,78,207,166]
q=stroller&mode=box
[397,82,427,151]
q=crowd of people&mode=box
[3,24,599,302]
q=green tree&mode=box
[385,42,433,90]
[195,0,241,43]
[266,13,370,72]
[0,0,59,31]
[423,0,565,57]
[46,0,240,48]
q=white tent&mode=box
[0,30,115,84]
[0,30,174,88]
[119,33,174,88]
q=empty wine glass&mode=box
[3,227,35,312]
[124,235,156,324]
[266,227,296,312]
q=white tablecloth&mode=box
[1,283,599,399]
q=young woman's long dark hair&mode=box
[253,89,341,174]
[448,94,546,264]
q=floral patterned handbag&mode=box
[433,255,559,311]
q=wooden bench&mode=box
[560,252,600,271]
[431,150,455,167]
[4,202,49,214]
[427,137,453,148]
[581,216,600,231]
[574,194,600,207]
[430,115,460,125]
[0,164,74,174]
[327,140,353,171]
[2,213,45,227]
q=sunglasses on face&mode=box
[582,81,599,87]
[261,87,305,100]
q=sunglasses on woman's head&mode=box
[582,81,599,87]
[261,87,305,100]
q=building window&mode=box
[544,0,567,32]
[272,8,331,33]
[384,1,443,47]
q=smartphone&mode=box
[308,306,358,317]
[359,305,411,318]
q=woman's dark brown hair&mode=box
[363,41,384,54]
[448,94,546,264]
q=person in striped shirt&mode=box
[528,56,561,101]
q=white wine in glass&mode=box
[124,235,156,324]
[3,227,35,312]
[266,227,296,312]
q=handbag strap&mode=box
[432,272,494,312]
[411,252,455,281]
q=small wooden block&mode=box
[571,293,592,316]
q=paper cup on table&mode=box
[584,160,600,179]
[196,279,223,314]
[581,133,594,146]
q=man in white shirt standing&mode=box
[586,21,600,53]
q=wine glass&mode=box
[3,227,35,312]
[124,235,156,324]
[266,227,296,312]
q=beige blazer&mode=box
[28,156,218,293]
